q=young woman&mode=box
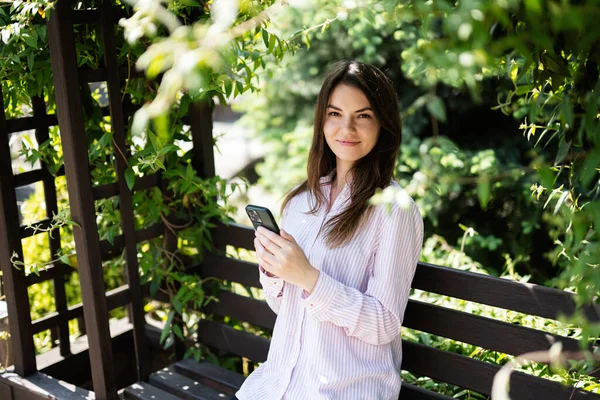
[235,60,424,399]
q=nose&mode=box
[341,116,356,134]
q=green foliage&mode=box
[233,0,599,316]
[390,0,600,308]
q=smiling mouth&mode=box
[337,140,360,145]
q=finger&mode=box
[257,226,288,248]
[257,232,284,255]
[255,238,277,266]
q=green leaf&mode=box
[555,137,571,165]
[22,30,38,49]
[149,275,162,297]
[172,324,184,340]
[154,158,166,170]
[268,34,276,54]
[262,29,269,49]
[224,79,232,97]
[580,149,600,187]
[148,131,159,151]
[27,53,34,72]
[59,254,71,267]
[426,96,447,122]
[154,114,171,147]
[515,85,531,96]
[537,165,556,189]
[158,144,178,156]
[160,310,175,344]
[303,33,311,48]
[510,63,518,83]
[124,167,135,191]
[553,190,569,215]
[477,176,490,209]
[172,296,183,314]
[562,98,574,128]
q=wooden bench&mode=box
[124,223,600,400]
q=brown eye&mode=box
[328,111,341,117]
[358,113,372,119]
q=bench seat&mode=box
[124,224,600,399]
[123,359,454,400]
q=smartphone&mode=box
[245,204,280,235]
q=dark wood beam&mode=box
[47,1,117,398]
[189,102,215,179]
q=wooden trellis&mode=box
[0,1,214,398]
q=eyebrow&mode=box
[327,104,373,113]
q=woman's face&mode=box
[323,83,381,172]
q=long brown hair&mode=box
[281,60,402,247]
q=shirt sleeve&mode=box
[300,203,423,345]
[259,265,284,314]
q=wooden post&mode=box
[189,102,216,179]
[100,0,150,382]
[0,88,37,377]
[47,1,118,398]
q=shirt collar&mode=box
[319,171,353,207]
[320,172,353,186]
[319,170,336,185]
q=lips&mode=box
[337,140,360,146]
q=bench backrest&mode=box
[196,223,600,400]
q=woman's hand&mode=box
[254,227,320,294]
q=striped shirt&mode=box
[236,175,424,400]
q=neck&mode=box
[333,164,352,192]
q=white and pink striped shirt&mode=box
[236,175,424,400]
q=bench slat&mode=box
[175,359,245,393]
[404,299,584,356]
[197,320,270,363]
[200,254,260,288]
[214,222,254,251]
[413,262,600,322]
[400,383,455,400]
[203,291,275,330]
[149,366,229,400]
[123,381,181,400]
[403,341,600,399]
[211,224,600,322]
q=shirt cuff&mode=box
[259,266,284,295]
[300,271,339,319]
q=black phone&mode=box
[245,204,280,235]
